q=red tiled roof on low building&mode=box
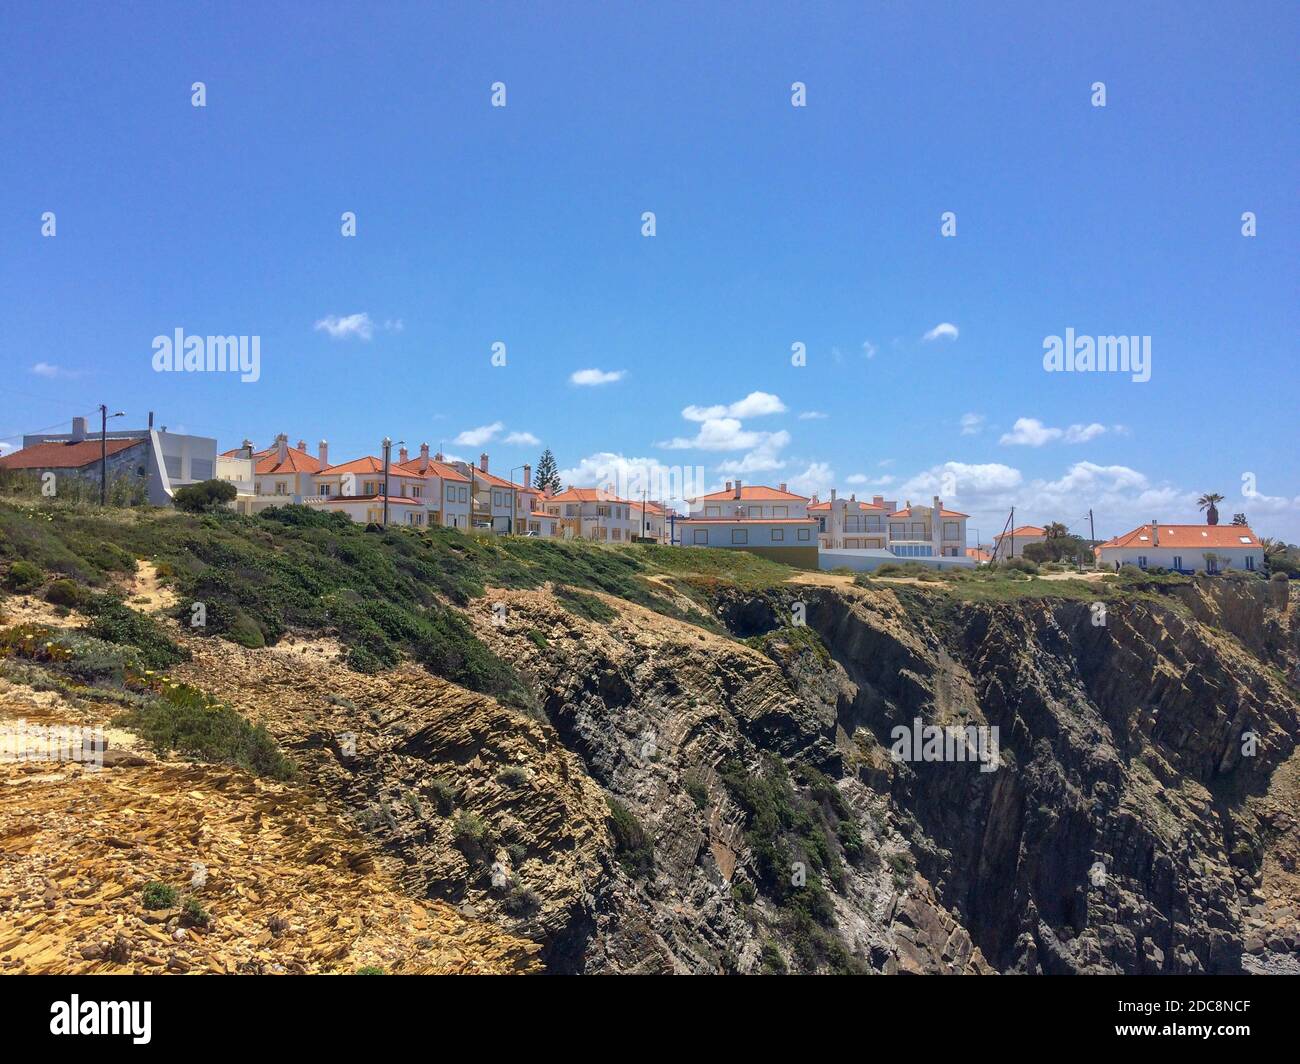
[694,484,809,503]
[1096,524,1260,550]
[0,438,144,470]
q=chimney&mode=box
[733,479,742,499]
[276,433,288,464]
[399,446,409,464]
[831,488,837,502]
[419,443,430,469]
[1151,520,1159,546]
[148,411,154,429]
[779,482,788,493]
[850,493,856,502]
[872,495,883,507]
[242,438,254,459]
[297,440,306,452]
[933,495,942,515]
[434,450,444,463]
[725,481,733,492]
[318,440,329,466]
[70,416,87,441]
[523,464,532,488]
[479,452,489,473]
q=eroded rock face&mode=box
[141,575,1299,975]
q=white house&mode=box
[991,525,1047,560]
[398,444,472,529]
[542,487,638,542]
[1095,522,1264,574]
[315,493,428,526]
[809,492,895,550]
[887,497,969,558]
[447,454,519,533]
[222,434,324,508]
[630,499,672,543]
[689,481,810,519]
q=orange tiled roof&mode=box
[397,459,469,482]
[694,485,809,503]
[319,456,420,479]
[890,506,970,518]
[1096,524,1260,550]
[965,547,991,562]
[547,487,634,505]
[807,499,887,512]
[253,446,321,476]
[994,526,1047,540]
[317,494,422,506]
[676,516,818,524]
[0,438,144,470]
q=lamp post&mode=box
[99,406,125,506]
[509,464,528,535]
[381,438,402,527]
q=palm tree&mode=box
[1258,537,1286,558]
[1043,521,1069,539]
[1197,493,1224,526]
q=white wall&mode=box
[1098,545,1262,572]
[680,521,816,548]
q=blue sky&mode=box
[2,1,1296,542]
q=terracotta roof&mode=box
[889,506,970,518]
[965,547,991,562]
[807,499,886,512]
[397,459,469,482]
[317,494,422,506]
[631,500,668,516]
[994,526,1047,540]
[676,516,818,524]
[694,485,809,503]
[547,487,634,505]
[253,446,321,476]
[0,438,144,470]
[1096,524,1260,550]
[319,456,420,479]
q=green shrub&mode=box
[44,578,86,607]
[496,765,530,788]
[452,810,490,847]
[173,479,238,513]
[141,882,178,909]
[606,797,654,877]
[181,896,210,926]
[355,966,385,975]
[683,768,709,810]
[4,560,43,593]
[82,595,189,668]
[430,777,459,814]
[554,586,617,623]
[501,883,542,917]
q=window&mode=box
[1137,556,1147,568]
[459,486,468,502]
[912,522,926,537]
[412,485,422,498]
[772,528,785,542]
[943,522,960,540]
[191,458,214,480]
[1245,555,1255,571]
[274,482,287,495]
[731,528,749,544]
[693,528,708,545]
[773,505,788,517]
[797,528,810,541]
[165,455,182,479]
[705,506,721,517]
[1172,555,1183,571]
[611,528,621,541]
[321,483,332,497]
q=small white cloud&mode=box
[683,391,785,421]
[786,462,836,498]
[660,418,764,451]
[922,322,959,342]
[315,313,374,340]
[31,362,79,378]
[959,413,985,436]
[862,340,878,359]
[455,421,504,447]
[798,411,829,420]
[845,474,869,485]
[383,318,404,333]
[570,368,625,386]
[504,431,540,446]
[1000,417,1110,447]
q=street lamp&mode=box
[509,464,528,535]
[381,437,403,527]
[99,406,124,506]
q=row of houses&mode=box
[0,419,1269,574]
[215,434,673,542]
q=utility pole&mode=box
[642,487,648,539]
[381,437,392,527]
[1088,508,1095,543]
[98,405,124,506]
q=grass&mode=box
[606,796,655,878]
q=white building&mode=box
[1095,522,1264,574]
[689,481,810,519]
[221,434,324,509]
[630,499,672,543]
[398,445,472,529]
[809,492,895,550]
[887,497,969,558]
[542,487,638,542]
[991,525,1047,560]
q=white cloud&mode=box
[845,473,895,487]
[959,412,985,436]
[863,340,878,359]
[999,417,1110,447]
[661,418,768,451]
[0,442,13,456]
[31,362,79,379]
[504,431,540,446]
[845,474,869,485]
[570,368,625,386]
[715,431,791,474]
[922,322,959,342]
[314,313,374,340]
[455,421,504,447]
[786,462,836,499]
[682,391,785,422]
[798,411,829,420]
